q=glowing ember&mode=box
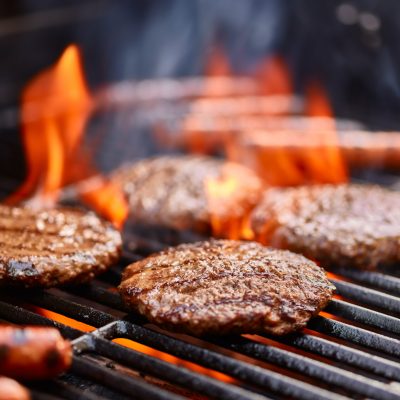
[7,44,128,227]
[32,306,95,332]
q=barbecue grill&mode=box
[3,2,400,399]
[1,209,400,400]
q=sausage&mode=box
[0,326,72,380]
[0,376,30,400]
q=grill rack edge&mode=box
[1,234,400,400]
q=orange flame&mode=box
[7,45,128,227]
[223,75,347,186]
[305,81,333,117]
[227,129,348,186]
[204,45,231,77]
[180,56,349,240]
[115,338,236,383]
[257,55,292,95]
[205,163,259,240]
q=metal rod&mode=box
[331,279,400,316]
[72,356,184,400]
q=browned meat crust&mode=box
[0,205,122,287]
[119,240,334,336]
[251,184,400,270]
[111,155,263,233]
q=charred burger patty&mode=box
[119,240,334,336]
[111,155,263,233]
[251,184,400,270]
[0,205,122,287]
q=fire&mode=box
[205,173,242,239]
[30,306,95,333]
[305,81,333,117]
[7,44,128,227]
[204,45,231,77]
[176,55,349,238]
[205,163,258,240]
[228,128,348,186]
[257,55,292,95]
[114,338,236,383]
[221,76,347,186]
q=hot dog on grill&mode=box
[0,376,30,400]
[0,326,72,380]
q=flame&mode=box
[114,338,236,383]
[7,45,128,227]
[205,163,258,240]
[205,174,242,239]
[204,45,231,77]
[257,55,292,95]
[227,129,348,186]
[222,77,347,186]
[305,81,333,117]
[31,306,95,332]
[179,56,349,239]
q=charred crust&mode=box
[0,205,122,287]
[119,240,334,336]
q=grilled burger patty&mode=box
[111,155,263,232]
[251,184,400,270]
[0,205,122,287]
[119,240,334,336]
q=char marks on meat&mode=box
[119,240,334,336]
[0,205,122,287]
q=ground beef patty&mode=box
[119,240,334,336]
[0,205,122,287]
[111,155,263,233]
[251,184,400,270]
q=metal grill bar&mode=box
[331,279,400,316]
[72,357,185,400]
[333,269,400,296]
[325,299,400,335]
[5,285,400,400]
[96,321,347,400]
[210,335,400,400]
[308,316,400,358]
[29,380,107,400]
[0,292,344,400]
[19,286,400,357]
[23,293,346,399]
[0,300,80,339]
[2,253,400,398]
[73,332,268,400]
[0,302,209,400]
[270,332,400,380]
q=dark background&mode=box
[1,0,400,184]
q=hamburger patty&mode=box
[251,184,400,270]
[111,155,263,232]
[0,205,122,287]
[119,240,334,336]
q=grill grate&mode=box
[1,236,400,400]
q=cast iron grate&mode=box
[1,232,400,400]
